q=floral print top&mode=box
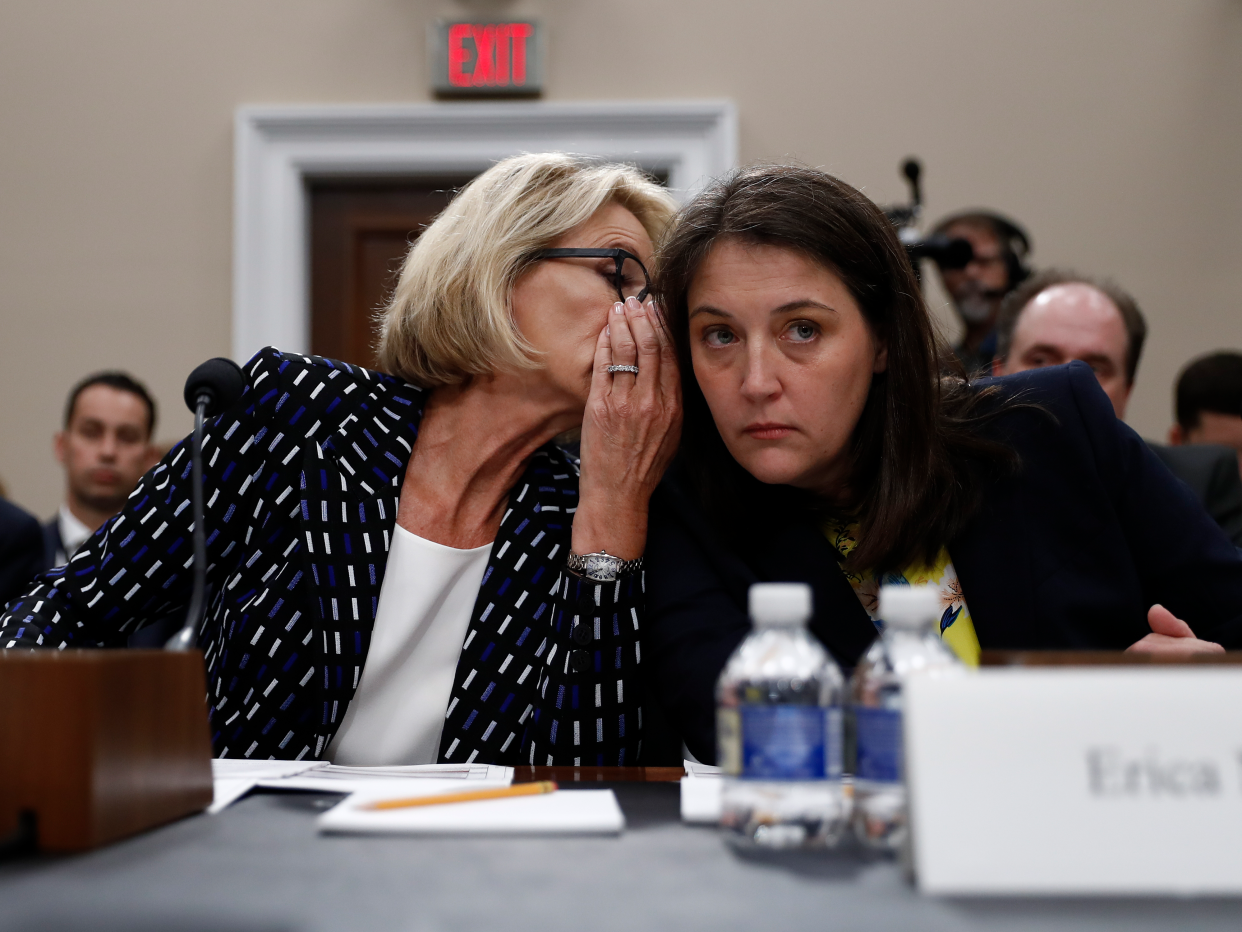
[823,521,981,666]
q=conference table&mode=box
[1,766,1238,932]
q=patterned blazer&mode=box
[0,349,646,765]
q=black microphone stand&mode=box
[165,394,209,652]
[164,357,245,652]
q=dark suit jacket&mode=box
[645,362,1242,763]
[41,517,63,570]
[0,499,44,610]
[1149,443,1242,547]
[1,349,644,766]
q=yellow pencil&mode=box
[362,780,558,811]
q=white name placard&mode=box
[905,667,1242,895]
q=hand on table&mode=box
[1125,604,1225,657]
[573,297,682,561]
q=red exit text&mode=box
[447,23,536,88]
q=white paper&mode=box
[259,763,513,794]
[683,759,723,778]
[318,788,625,836]
[208,759,320,814]
[680,758,724,823]
[209,779,262,814]
[211,758,320,779]
[680,778,723,824]
[209,759,513,813]
[905,667,1242,895]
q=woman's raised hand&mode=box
[572,297,682,560]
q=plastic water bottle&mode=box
[717,582,847,848]
[850,583,962,852]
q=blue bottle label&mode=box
[854,706,903,782]
[739,704,841,780]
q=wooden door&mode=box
[309,177,474,369]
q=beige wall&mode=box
[2,0,1239,517]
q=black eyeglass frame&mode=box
[532,248,652,303]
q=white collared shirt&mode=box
[54,504,93,567]
[327,524,493,765]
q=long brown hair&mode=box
[654,165,1017,573]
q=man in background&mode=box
[0,487,43,607]
[46,372,158,567]
[931,210,1033,374]
[994,270,1242,547]
[1169,352,1242,478]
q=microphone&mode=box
[901,158,923,210]
[182,357,246,419]
[165,358,245,652]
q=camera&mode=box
[884,158,973,275]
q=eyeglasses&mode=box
[533,248,652,303]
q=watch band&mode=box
[565,549,643,582]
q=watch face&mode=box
[584,553,619,580]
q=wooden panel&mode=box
[0,650,214,851]
[310,178,473,369]
[981,650,1242,666]
[512,766,686,784]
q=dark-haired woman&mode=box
[643,165,1242,764]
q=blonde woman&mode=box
[2,154,682,766]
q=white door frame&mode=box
[232,100,738,362]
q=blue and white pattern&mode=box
[0,348,644,765]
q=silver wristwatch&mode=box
[565,549,643,582]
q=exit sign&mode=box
[431,21,544,96]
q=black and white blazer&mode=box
[0,349,646,765]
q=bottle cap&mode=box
[749,582,812,627]
[878,583,941,630]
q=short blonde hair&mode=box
[377,153,680,387]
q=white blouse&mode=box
[327,523,493,765]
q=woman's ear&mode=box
[873,339,889,374]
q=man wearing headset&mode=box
[932,210,1033,375]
